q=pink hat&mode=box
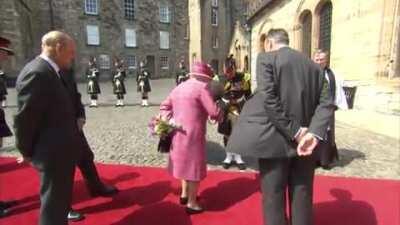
[189,61,214,79]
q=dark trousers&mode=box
[259,157,316,225]
[90,94,98,100]
[34,161,75,225]
[116,94,124,100]
[316,114,338,168]
[76,133,104,193]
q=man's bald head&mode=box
[41,31,72,48]
[41,31,76,70]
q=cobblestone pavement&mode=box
[1,78,399,180]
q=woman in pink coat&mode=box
[160,61,221,214]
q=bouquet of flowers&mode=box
[148,115,181,153]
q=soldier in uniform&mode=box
[136,61,151,106]
[0,69,8,108]
[112,58,127,107]
[176,59,189,85]
[0,36,17,218]
[86,57,101,107]
[217,56,251,170]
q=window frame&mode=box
[318,2,333,52]
[159,3,170,23]
[125,28,137,48]
[98,54,111,69]
[86,25,100,46]
[85,0,98,15]
[159,31,170,50]
[211,8,218,26]
[126,55,137,69]
[124,0,135,21]
[160,56,169,69]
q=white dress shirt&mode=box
[39,54,61,78]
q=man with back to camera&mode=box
[227,28,334,225]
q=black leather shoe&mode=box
[186,207,204,215]
[0,209,9,218]
[222,162,232,169]
[68,210,84,222]
[179,197,188,205]
[0,200,17,210]
[91,185,119,197]
[237,163,246,170]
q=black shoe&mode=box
[90,185,119,197]
[179,197,188,205]
[67,210,84,222]
[0,200,17,210]
[237,163,246,170]
[222,162,232,169]
[186,207,204,215]
[0,208,9,218]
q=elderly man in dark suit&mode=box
[14,31,80,225]
[61,68,119,221]
[227,28,334,225]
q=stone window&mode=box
[124,0,135,20]
[319,1,332,52]
[85,0,98,15]
[125,28,137,47]
[212,35,218,49]
[126,55,137,69]
[159,3,170,23]
[300,10,312,57]
[211,8,218,26]
[160,31,170,49]
[160,56,169,69]
[98,54,111,69]
[86,25,100,45]
[212,0,218,7]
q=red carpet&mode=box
[0,157,399,225]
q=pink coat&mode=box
[160,78,221,181]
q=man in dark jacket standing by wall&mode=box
[227,28,334,225]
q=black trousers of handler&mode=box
[76,132,106,194]
[258,157,316,225]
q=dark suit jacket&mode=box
[227,47,334,158]
[14,57,81,168]
[62,69,85,119]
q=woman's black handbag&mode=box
[157,134,172,153]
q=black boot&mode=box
[79,160,119,197]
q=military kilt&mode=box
[87,80,101,94]
[113,79,126,94]
[137,79,151,93]
[0,108,12,137]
